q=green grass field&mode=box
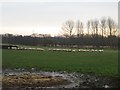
[2,49,118,77]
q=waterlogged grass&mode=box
[2,49,118,76]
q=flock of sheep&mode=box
[48,48,104,52]
[10,47,104,52]
[10,47,45,51]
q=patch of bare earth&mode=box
[2,73,71,87]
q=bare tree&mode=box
[91,20,95,36]
[100,17,106,38]
[107,17,115,36]
[112,22,118,36]
[76,20,84,37]
[100,17,107,47]
[90,20,99,36]
[61,20,74,38]
[94,19,99,36]
[90,19,99,47]
[87,20,90,35]
[106,17,118,47]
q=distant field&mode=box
[2,49,118,76]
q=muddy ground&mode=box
[1,68,119,90]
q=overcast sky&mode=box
[0,1,118,36]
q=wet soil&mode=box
[1,68,119,90]
[2,74,70,87]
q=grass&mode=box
[2,49,118,77]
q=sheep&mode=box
[99,49,104,52]
[48,48,52,51]
[94,50,98,52]
[72,49,76,52]
[36,48,44,51]
[91,49,95,52]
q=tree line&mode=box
[61,17,118,38]
[1,33,119,49]
[1,17,120,49]
[60,17,119,48]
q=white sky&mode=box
[0,0,119,36]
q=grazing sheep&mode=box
[78,49,83,52]
[94,50,98,52]
[11,47,17,50]
[72,49,76,52]
[99,49,104,52]
[27,48,31,50]
[91,49,95,52]
[86,49,90,52]
[48,48,52,51]
[36,48,44,51]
